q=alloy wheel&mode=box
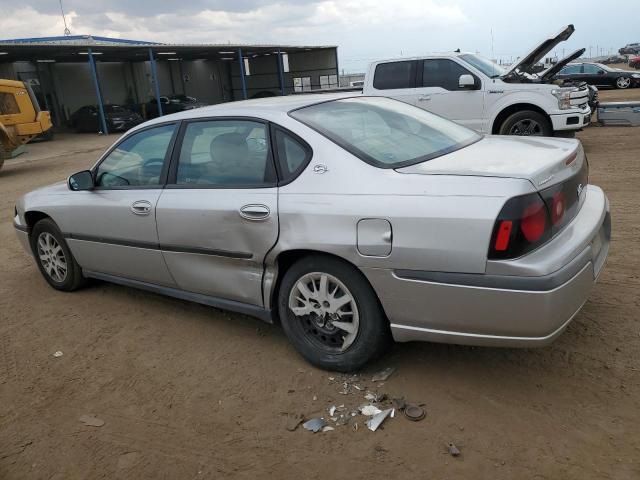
[617,77,631,89]
[509,119,544,136]
[37,232,68,283]
[288,272,360,352]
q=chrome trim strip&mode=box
[83,270,273,323]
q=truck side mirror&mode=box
[68,170,95,191]
[458,74,477,89]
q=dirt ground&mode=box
[1,90,639,480]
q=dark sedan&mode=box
[70,105,143,133]
[145,94,207,119]
[555,62,640,89]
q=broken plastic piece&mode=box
[303,418,327,433]
[53,351,63,358]
[448,442,461,457]
[360,405,382,416]
[372,367,395,382]
[321,426,334,432]
[366,409,393,431]
[79,414,105,427]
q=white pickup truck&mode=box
[363,25,594,137]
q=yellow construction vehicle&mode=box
[0,79,52,171]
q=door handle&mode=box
[239,204,270,221]
[418,95,431,102]
[131,200,152,216]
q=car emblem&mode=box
[313,164,328,174]
[577,183,584,198]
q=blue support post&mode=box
[148,48,163,116]
[87,48,108,135]
[277,48,285,96]
[238,48,248,100]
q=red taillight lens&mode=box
[520,200,547,242]
[551,191,566,225]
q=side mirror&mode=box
[458,74,477,89]
[68,170,94,191]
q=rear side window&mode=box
[0,92,20,115]
[560,65,581,74]
[373,61,416,90]
[422,59,476,91]
[273,128,311,183]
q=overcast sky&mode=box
[0,0,637,72]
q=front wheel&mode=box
[30,218,87,291]
[498,110,552,137]
[278,255,390,372]
[616,76,631,89]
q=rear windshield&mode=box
[290,97,480,168]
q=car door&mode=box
[410,58,485,131]
[582,64,608,86]
[155,118,279,307]
[63,123,179,285]
[369,60,419,105]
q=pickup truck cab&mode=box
[363,25,592,137]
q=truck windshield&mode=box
[459,54,506,78]
[290,97,481,169]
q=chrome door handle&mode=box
[418,95,431,102]
[239,204,270,221]
[131,200,152,216]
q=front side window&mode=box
[373,61,416,90]
[95,124,176,187]
[422,59,477,90]
[291,97,480,168]
[175,120,275,187]
[560,65,581,74]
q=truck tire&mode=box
[498,110,553,137]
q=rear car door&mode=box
[369,60,418,105]
[410,58,485,131]
[155,118,279,307]
[64,123,178,285]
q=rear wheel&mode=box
[498,110,552,137]
[30,218,87,291]
[278,255,390,372]
[616,76,631,89]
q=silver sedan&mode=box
[14,94,610,371]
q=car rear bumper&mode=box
[362,185,610,347]
[551,103,592,131]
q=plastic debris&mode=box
[404,405,426,421]
[53,351,63,358]
[303,418,327,433]
[329,406,336,417]
[372,367,395,382]
[285,413,304,431]
[79,414,104,427]
[448,442,461,457]
[366,409,393,432]
[360,405,382,416]
[321,426,334,432]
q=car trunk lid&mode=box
[396,135,584,190]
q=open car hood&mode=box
[539,48,586,80]
[503,24,575,77]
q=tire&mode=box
[30,218,87,291]
[498,110,552,137]
[0,142,8,171]
[278,255,390,372]
[616,76,631,89]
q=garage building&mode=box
[0,35,338,133]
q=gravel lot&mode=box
[1,89,639,479]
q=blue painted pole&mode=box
[277,48,285,96]
[148,48,163,116]
[87,48,108,134]
[238,48,248,100]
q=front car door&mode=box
[155,118,279,307]
[410,58,485,132]
[63,123,178,285]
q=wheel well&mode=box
[24,211,51,232]
[492,103,551,134]
[269,249,387,324]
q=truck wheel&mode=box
[499,110,552,137]
[278,255,390,372]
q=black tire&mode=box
[278,255,390,372]
[498,110,552,137]
[30,218,87,291]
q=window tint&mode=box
[274,129,310,181]
[560,65,581,74]
[0,92,20,115]
[422,59,475,90]
[291,97,480,168]
[373,61,416,90]
[582,64,601,74]
[95,124,176,187]
[176,120,275,187]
